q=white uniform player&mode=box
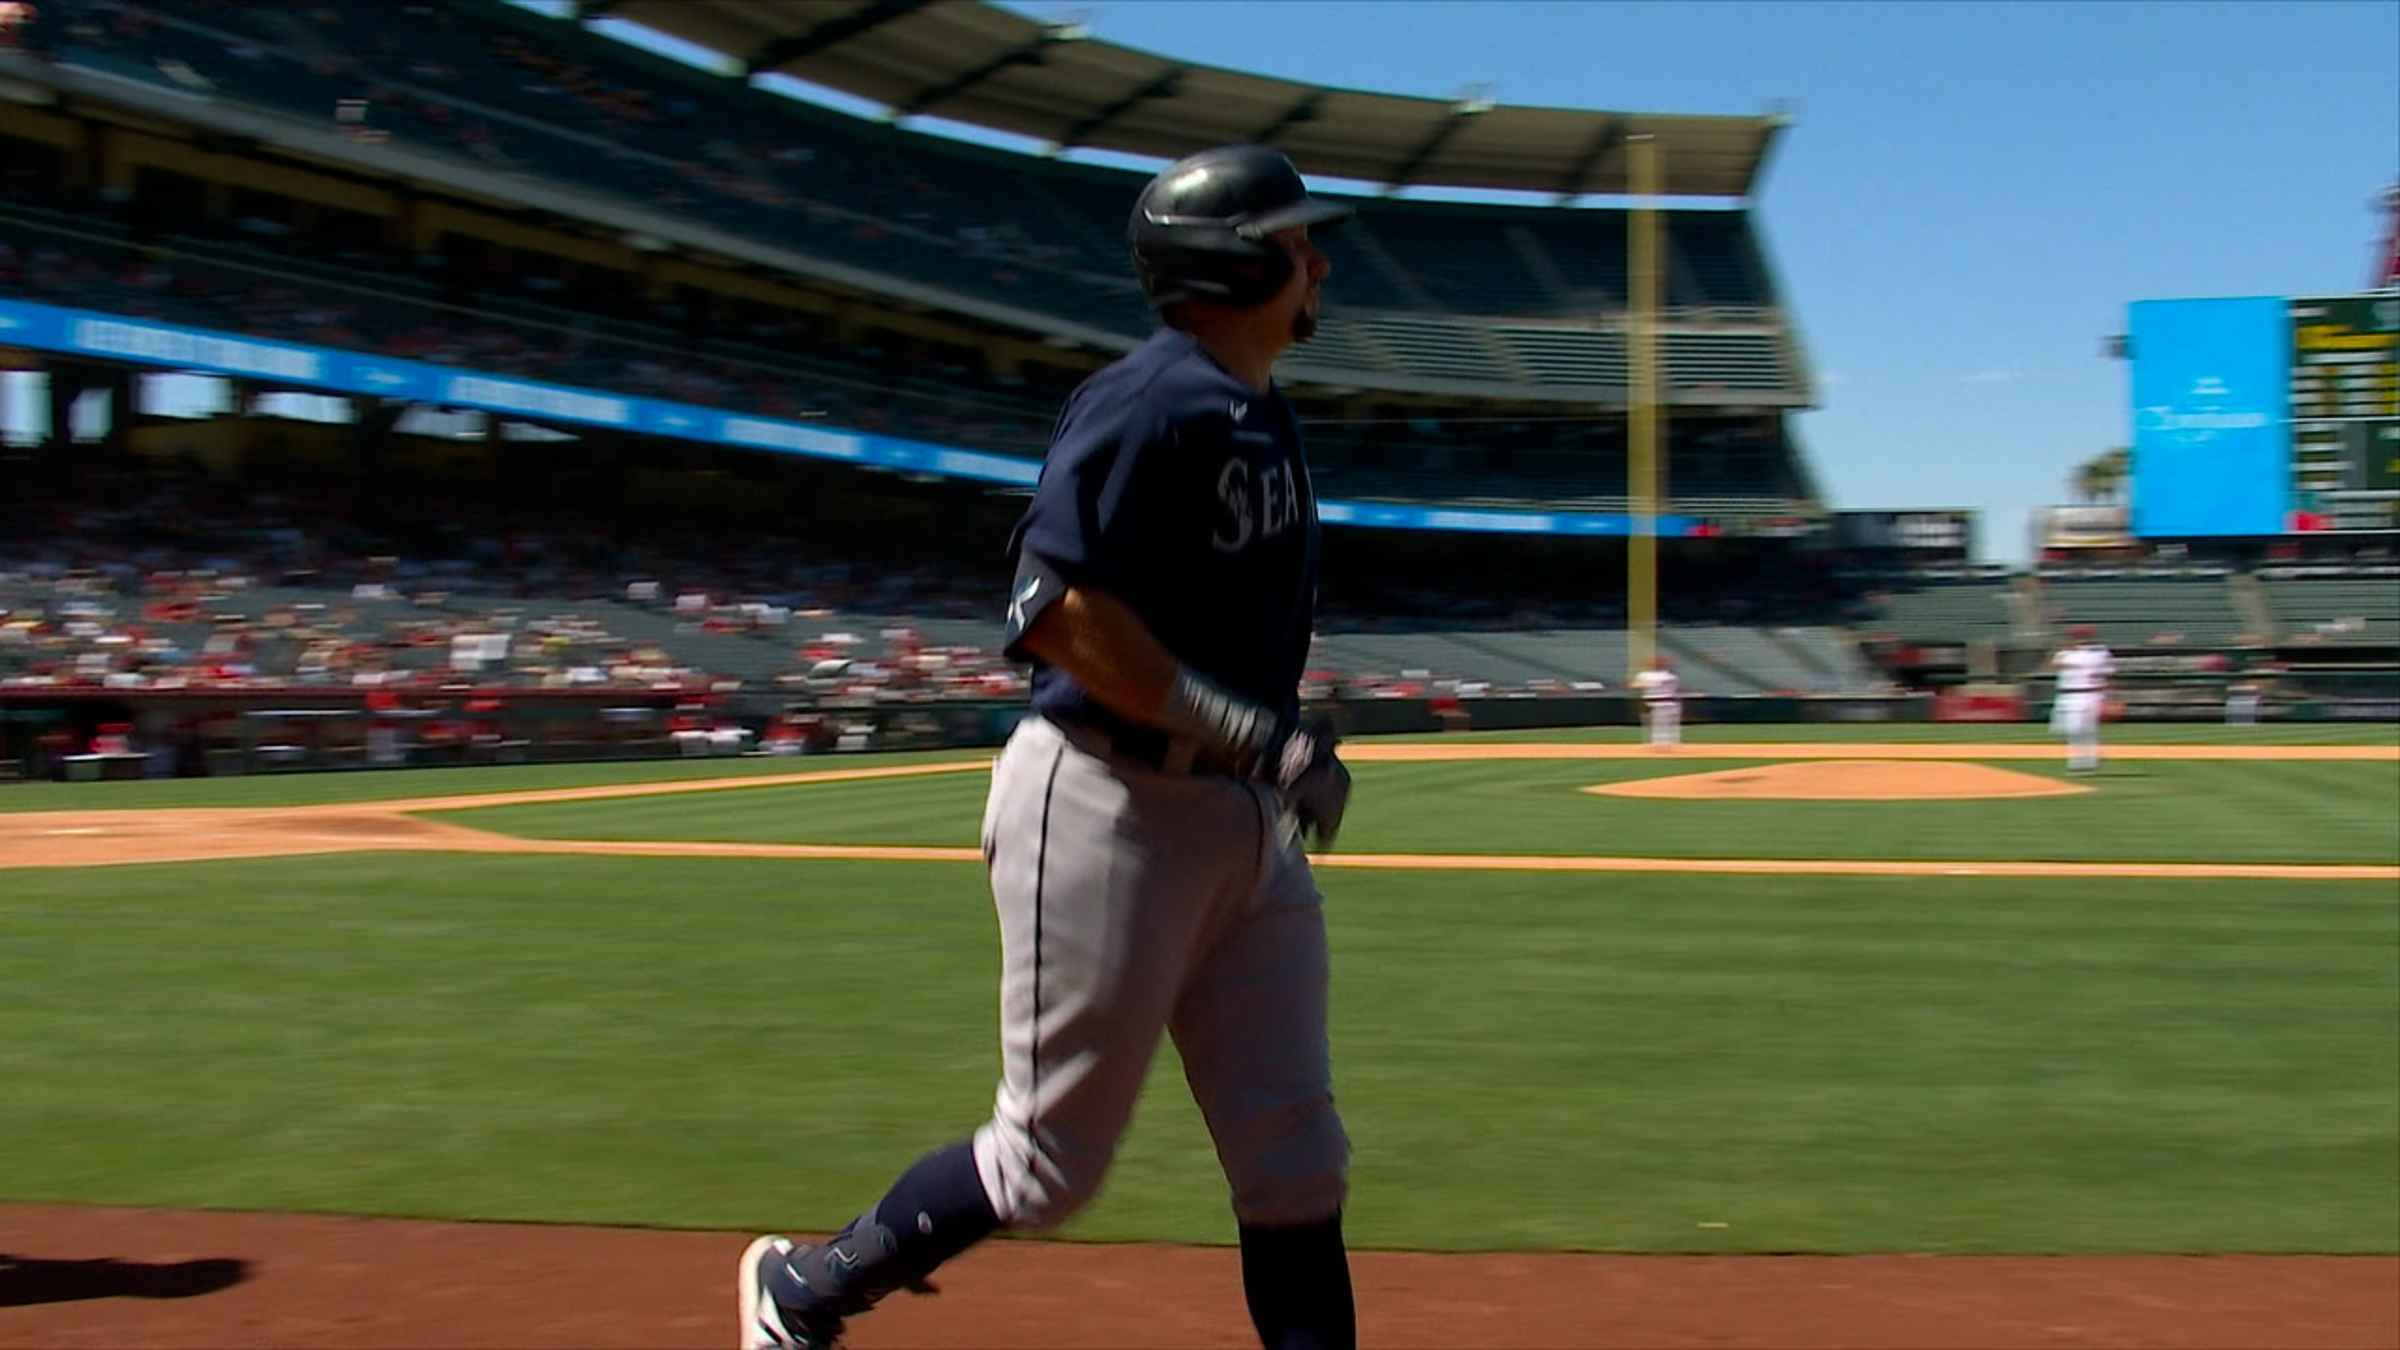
[1631,658,1681,749]
[2050,626,2113,773]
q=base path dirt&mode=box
[0,1204,2391,1350]
[1588,760,2088,800]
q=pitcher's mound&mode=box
[1587,760,2090,801]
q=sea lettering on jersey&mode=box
[1214,457,1303,554]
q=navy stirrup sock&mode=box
[771,1139,999,1316]
[1238,1211,1356,1350]
[868,1138,1001,1275]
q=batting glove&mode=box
[1270,715,1351,849]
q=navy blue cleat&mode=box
[737,1236,844,1350]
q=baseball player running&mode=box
[740,145,1358,1350]
[1631,655,1682,749]
[2050,624,2113,772]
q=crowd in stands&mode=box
[7,467,2390,744]
[0,476,1029,703]
[2,468,1887,710]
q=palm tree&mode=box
[2071,447,2131,504]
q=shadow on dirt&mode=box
[0,1253,252,1306]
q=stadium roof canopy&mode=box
[583,0,1785,198]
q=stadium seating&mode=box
[0,208,1065,448]
[2038,575,2252,648]
[1862,579,2019,643]
[16,0,1799,393]
[1779,626,1885,689]
[1302,629,1615,690]
[1343,205,1558,316]
[5,0,1821,538]
[1661,625,1876,694]
[2262,576,2400,645]
[0,204,1806,511]
[5,523,1894,699]
[1298,624,1882,695]
[1290,315,1796,394]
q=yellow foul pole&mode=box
[1627,134,1663,682]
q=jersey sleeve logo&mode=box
[1007,574,1041,632]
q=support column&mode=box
[350,396,405,527]
[43,361,96,490]
[61,117,93,196]
[103,368,134,464]
[830,301,865,346]
[1625,134,1663,682]
[92,126,134,201]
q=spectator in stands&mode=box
[0,1,37,51]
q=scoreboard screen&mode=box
[1832,509,1975,558]
[2289,293,2399,531]
[2291,294,2400,419]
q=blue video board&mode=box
[2128,297,2292,536]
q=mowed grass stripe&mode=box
[1,854,2392,1253]
[0,747,990,813]
[434,770,997,847]
[434,758,2400,866]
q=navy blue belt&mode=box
[1047,710,1245,777]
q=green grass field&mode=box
[3,724,2395,1254]
[426,757,2400,865]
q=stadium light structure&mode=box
[1052,66,1184,151]
[1381,91,1491,196]
[888,19,1085,121]
[1553,119,1625,204]
[742,0,936,79]
[1249,90,1326,147]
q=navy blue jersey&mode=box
[1002,328,1319,744]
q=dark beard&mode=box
[1290,306,1317,344]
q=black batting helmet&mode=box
[1129,145,1352,309]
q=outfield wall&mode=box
[4,682,2394,782]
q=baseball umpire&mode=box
[740,144,1358,1349]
